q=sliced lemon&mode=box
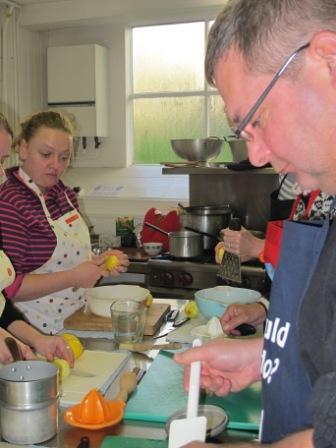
[52,357,71,380]
[145,293,153,307]
[62,333,84,359]
[105,255,120,271]
[184,301,199,318]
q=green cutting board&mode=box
[125,351,261,431]
[100,436,168,448]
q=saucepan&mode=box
[144,222,203,258]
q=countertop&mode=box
[162,166,275,175]
[40,300,258,448]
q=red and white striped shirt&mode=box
[0,167,80,298]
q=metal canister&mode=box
[0,360,59,445]
[179,204,232,250]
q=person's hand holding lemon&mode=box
[52,334,84,380]
[104,250,130,276]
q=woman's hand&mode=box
[174,337,263,396]
[103,249,130,277]
[0,327,36,364]
[71,255,109,288]
[32,334,74,367]
[220,303,267,335]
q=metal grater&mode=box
[217,217,242,283]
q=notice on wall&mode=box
[87,184,124,197]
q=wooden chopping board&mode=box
[64,303,171,336]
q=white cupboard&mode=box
[47,44,108,137]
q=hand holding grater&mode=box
[217,217,242,283]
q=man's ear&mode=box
[18,139,28,161]
[309,31,336,85]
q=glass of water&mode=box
[110,299,146,343]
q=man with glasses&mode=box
[175,1,336,446]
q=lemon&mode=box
[145,293,153,307]
[105,255,119,271]
[62,333,84,359]
[184,301,199,318]
[218,246,225,262]
[52,358,71,380]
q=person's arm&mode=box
[182,428,313,447]
[7,320,73,366]
[11,253,110,301]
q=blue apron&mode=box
[260,218,329,443]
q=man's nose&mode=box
[246,139,271,167]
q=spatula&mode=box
[168,338,207,448]
[217,217,242,283]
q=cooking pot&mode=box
[144,222,203,258]
[0,338,59,445]
[178,204,232,250]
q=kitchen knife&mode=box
[116,342,182,351]
[153,317,190,339]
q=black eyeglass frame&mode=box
[233,43,310,139]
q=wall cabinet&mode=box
[47,44,108,137]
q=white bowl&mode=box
[86,284,150,317]
[195,286,261,319]
[143,242,163,256]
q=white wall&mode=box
[13,0,226,232]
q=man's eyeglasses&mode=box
[233,43,310,140]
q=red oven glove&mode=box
[140,208,181,253]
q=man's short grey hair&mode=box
[205,0,336,86]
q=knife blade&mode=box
[153,317,190,339]
[117,341,182,351]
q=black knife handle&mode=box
[235,323,256,336]
[229,217,241,231]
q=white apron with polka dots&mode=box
[0,250,16,317]
[16,169,91,334]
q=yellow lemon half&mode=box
[62,333,84,359]
[105,255,120,271]
[53,358,71,380]
[145,293,153,307]
[184,301,199,318]
[218,247,225,262]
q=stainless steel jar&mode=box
[0,360,59,445]
[179,205,232,250]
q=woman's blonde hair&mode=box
[17,110,74,145]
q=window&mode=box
[131,22,233,164]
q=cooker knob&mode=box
[160,272,174,285]
[178,272,193,287]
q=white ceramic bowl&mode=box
[86,284,150,318]
[195,286,261,319]
[143,242,163,256]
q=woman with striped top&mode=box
[0,112,73,365]
[0,111,129,334]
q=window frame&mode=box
[128,19,221,165]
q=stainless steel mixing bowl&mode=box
[170,137,223,163]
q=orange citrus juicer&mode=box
[64,369,138,429]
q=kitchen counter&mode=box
[39,299,259,448]
[162,165,275,175]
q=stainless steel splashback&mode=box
[188,170,278,231]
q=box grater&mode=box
[217,217,242,283]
